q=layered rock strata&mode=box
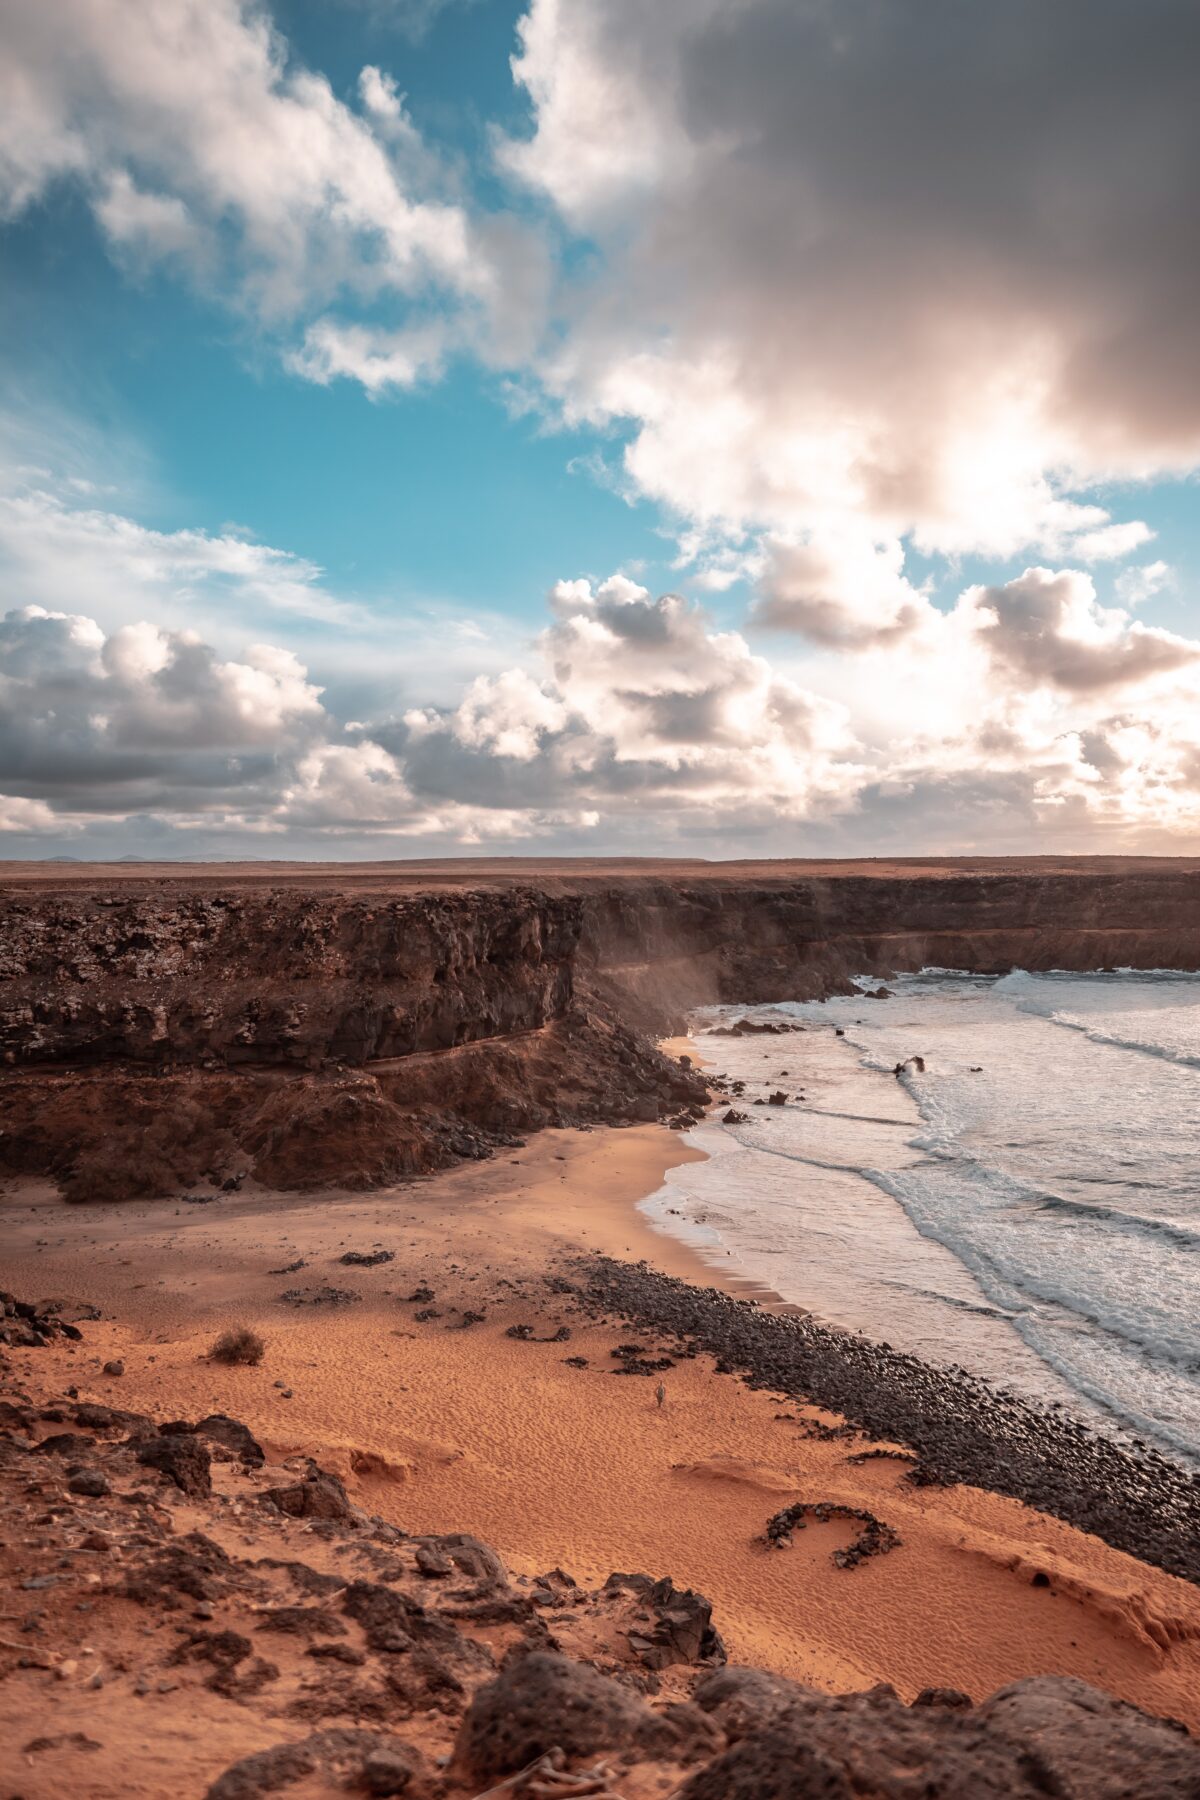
[3,858,1198,1200]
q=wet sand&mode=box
[4,1118,1200,1730]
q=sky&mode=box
[2,0,1200,860]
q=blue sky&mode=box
[2,0,1199,858]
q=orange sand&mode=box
[4,1118,1199,1731]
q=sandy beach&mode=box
[5,1105,1200,1739]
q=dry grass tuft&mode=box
[209,1324,265,1366]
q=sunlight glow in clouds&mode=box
[1,0,1199,854]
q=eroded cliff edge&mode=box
[3,857,1199,1201]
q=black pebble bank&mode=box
[570,1255,1200,1586]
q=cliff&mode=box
[2,857,1198,1200]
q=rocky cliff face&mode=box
[3,859,1198,1200]
[0,887,578,1066]
[580,865,1200,1022]
[0,880,707,1199]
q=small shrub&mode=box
[209,1325,265,1366]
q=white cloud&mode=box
[0,794,59,833]
[1116,560,1173,607]
[449,669,569,760]
[752,534,931,648]
[4,553,1200,853]
[501,0,1198,631]
[963,567,1199,695]
[288,317,451,392]
[4,3,1200,855]
[0,0,520,361]
[0,602,325,818]
[0,479,357,632]
[92,170,207,269]
[403,574,862,825]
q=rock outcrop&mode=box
[5,1340,1196,1800]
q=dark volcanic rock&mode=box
[682,1672,1200,1800]
[279,1285,361,1307]
[136,1432,212,1497]
[341,1578,487,1669]
[361,1745,423,1795]
[68,1468,110,1497]
[192,1413,266,1466]
[205,1730,423,1800]
[172,1627,252,1671]
[455,1650,696,1779]
[253,1605,346,1638]
[914,1686,975,1710]
[603,1574,726,1669]
[36,1432,98,1459]
[763,1501,902,1567]
[123,1532,236,1606]
[206,1741,318,1800]
[339,1581,419,1653]
[339,1249,395,1267]
[425,1533,507,1585]
[681,1727,853,1799]
[691,1666,812,1740]
[263,1466,353,1522]
[73,1401,151,1432]
[976,1675,1200,1797]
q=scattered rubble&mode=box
[279,1286,362,1307]
[762,1501,903,1567]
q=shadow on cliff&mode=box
[2,1007,706,1203]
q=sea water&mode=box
[641,971,1200,1462]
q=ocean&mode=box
[642,970,1200,1463]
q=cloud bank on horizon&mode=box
[2,0,1200,857]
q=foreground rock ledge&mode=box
[2,1330,1197,1800]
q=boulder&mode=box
[193,1413,266,1466]
[263,1467,353,1522]
[456,1651,693,1780]
[135,1432,213,1497]
[68,1469,110,1497]
[205,1730,425,1800]
[427,1533,507,1586]
[604,1573,726,1669]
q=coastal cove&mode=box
[6,862,1200,1794]
[646,972,1200,1465]
[9,0,1200,1776]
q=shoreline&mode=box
[575,1254,1200,1585]
[5,1119,1200,1734]
[656,993,1200,1471]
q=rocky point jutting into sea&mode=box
[4,856,1200,1201]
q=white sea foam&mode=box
[641,970,1200,1460]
